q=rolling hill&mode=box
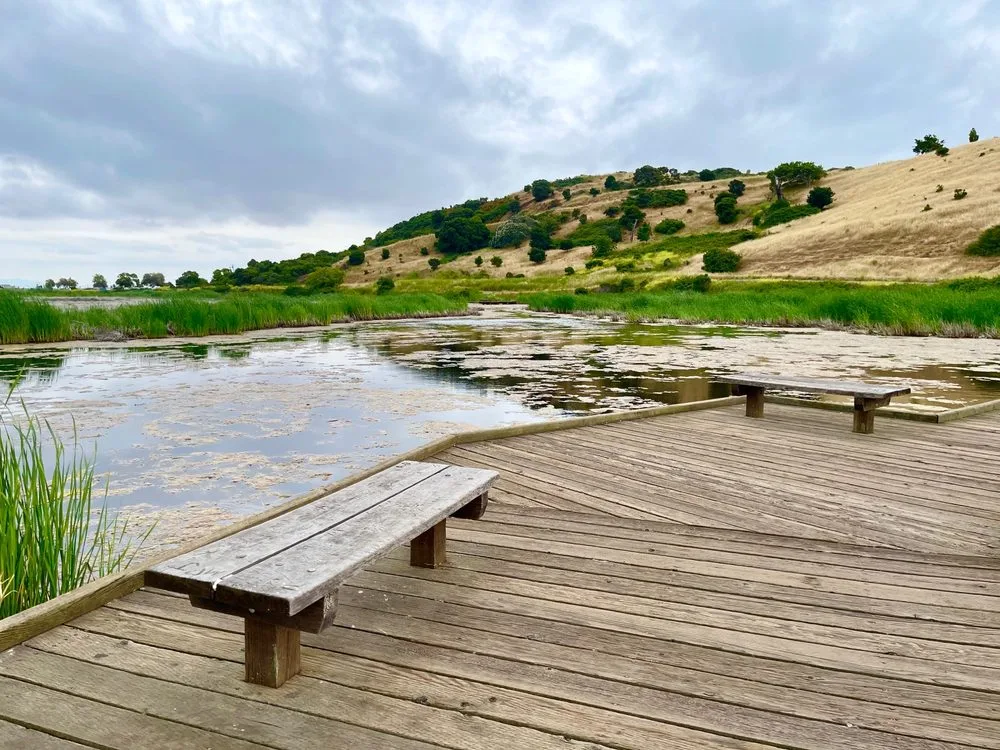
[340,137,1000,286]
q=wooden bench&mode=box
[146,461,498,687]
[716,374,911,434]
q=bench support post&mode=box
[736,386,765,418]
[411,519,447,568]
[853,396,889,434]
[244,618,301,688]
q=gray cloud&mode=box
[1,0,998,283]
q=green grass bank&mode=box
[0,291,467,345]
[525,279,1000,337]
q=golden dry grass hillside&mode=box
[343,137,1000,284]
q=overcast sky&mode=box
[1,0,998,285]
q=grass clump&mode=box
[524,279,1000,336]
[966,225,1000,257]
[0,290,467,344]
[1,395,149,619]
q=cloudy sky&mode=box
[1,0,997,286]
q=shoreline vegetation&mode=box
[0,291,468,345]
[525,279,1000,337]
[3,277,1000,344]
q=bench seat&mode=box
[716,373,911,433]
[146,460,498,686]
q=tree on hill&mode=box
[562,188,571,200]
[714,194,739,224]
[727,179,745,197]
[529,224,552,250]
[767,161,825,202]
[633,165,660,187]
[347,248,366,265]
[141,272,165,288]
[618,204,646,241]
[43,279,55,290]
[806,186,835,210]
[969,128,979,143]
[531,179,553,201]
[913,134,946,154]
[528,247,546,264]
[698,169,715,181]
[437,215,491,254]
[604,175,619,189]
[175,270,206,288]
[92,274,108,290]
[56,277,78,290]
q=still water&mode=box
[3,307,1000,547]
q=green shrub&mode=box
[604,175,618,189]
[589,187,600,196]
[420,247,430,256]
[698,169,715,181]
[380,248,390,260]
[428,258,441,270]
[473,255,483,266]
[754,202,820,229]
[375,276,395,294]
[528,247,547,264]
[591,236,614,258]
[531,179,553,201]
[578,214,588,224]
[564,266,575,275]
[347,249,366,265]
[559,239,573,250]
[806,186,835,210]
[585,259,603,269]
[627,188,688,209]
[562,189,571,200]
[283,284,311,296]
[490,256,503,267]
[436,215,490,255]
[672,274,712,292]
[614,261,637,272]
[529,225,552,250]
[954,188,968,200]
[654,218,685,235]
[703,247,741,272]
[936,145,950,157]
[714,194,739,224]
[637,223,651,241]
[604,206,620,217]
[175,270,206,288]
[566,218,622,247]
[966,225,1000,256]
[491,215,536,248]
[304,267,345,292]
[936,184,944,192]
[728,179,745,197]
[969,128,979,143]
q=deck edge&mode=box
[0,395,742,650]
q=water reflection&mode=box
[3,309,1000,518]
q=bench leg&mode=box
[411,519,447,568]
[853,397,878,434]
[244,618,300,687]
[743,386,765,418]
[452,492,489,520]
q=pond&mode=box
[3,306,1000,551]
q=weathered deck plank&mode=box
[3,404,1000,748]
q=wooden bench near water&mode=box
[717,373,911,433]
[146,461,497,687]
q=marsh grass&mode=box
[526,279,1000,336]
[0,290,466,344]
[0,390,150,619]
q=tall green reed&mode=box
[0,385,150,619]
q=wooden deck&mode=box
[2,402,1000,749]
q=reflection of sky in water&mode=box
[3,308,1000,521]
